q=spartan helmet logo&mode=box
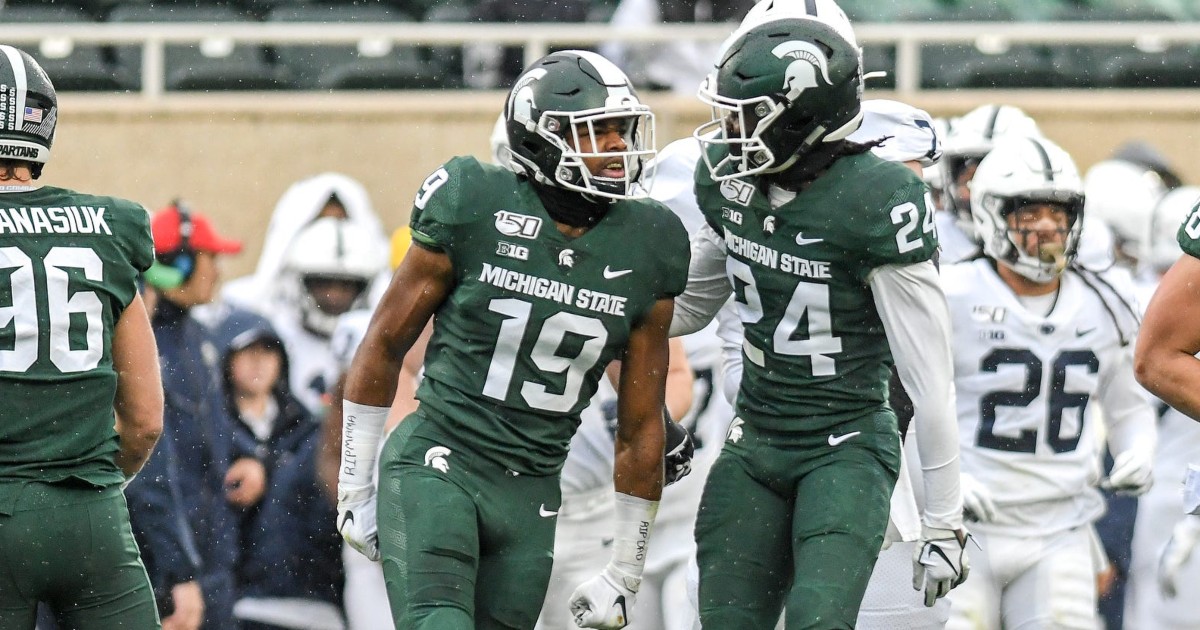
[763,215,777,235]
[558,248,576,268]
[424,446,451,473]
[507,68,548,128]
[772,41,833,102]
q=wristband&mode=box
[340,401,389,489]
[1185,464,1200,515]
[606,492,660,592]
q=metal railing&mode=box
[2,21,1199,98]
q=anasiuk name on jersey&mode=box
[478,262,628,315]
[0,206,113,235]
[723,227,832,279]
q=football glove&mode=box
[569,566,639,629]
[1158,516,1200,598]
[337,484,380,561]
[663,413,695,486]
[1102,449,1154,496]
[961,473,998,523]
[913,524,973,607]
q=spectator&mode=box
[149,202,246,630]
[217,321,345,630]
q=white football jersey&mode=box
[944,259,1146,536]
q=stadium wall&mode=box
[43,91,1200,277]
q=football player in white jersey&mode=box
[218,173,392,414]
[936,104,1115,270]
[942,135,1157,630]
[1126,186,1200,630]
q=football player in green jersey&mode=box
[1136,197,1200,420]
[337,50,691,630]
[0,46,165,629]
[666,8,970,628]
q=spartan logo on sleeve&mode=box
[773,41,833,101]
[424,446,451,473]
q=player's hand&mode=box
[913,524,973,607]
[1102,449,1154,496]
[337,483,380,561]
[663,416,695,486]
[569,566,639,629]
[961,473,998,523]
[1158,516,1200,598]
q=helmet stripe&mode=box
[0,45,28,133]
[1029,137,1055,182]
[983,105,1001,140]
[572,50,629,87]
[806,0,819,15]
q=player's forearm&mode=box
[114,415,162,479]
[613,419,664,501]
[1135,349,1200,421]
[870,262,963,529]
[112,293,164,479]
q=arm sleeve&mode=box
[1100,346,1158,458]
[714,300,744,404]
[670,224,734,337]
[868,261,963,530]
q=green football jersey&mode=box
[696,150,937,433]
[0,186,153,491]
[409,156,690,475]
[1178,196,1200,259]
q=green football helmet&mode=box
[695,16,863,181]
[504,50,655,200]
[0,45,57,179]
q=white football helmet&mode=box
[1146,186,1200,274]
[736,0,857,47]
[1083,158,1168,267]
[971,136,1085,284]
[283,217,387,337]
[942,104,1042,233]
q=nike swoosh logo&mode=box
[341,511,355,529]
[828,431,861,446]
[795,233,824,246]
[539,504,559,518]
[603,266,633,279]
[1075,327,1096,337]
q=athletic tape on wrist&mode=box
[607,492,659,590]
[340,401,389,489]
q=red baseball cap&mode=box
[151,204,243,255]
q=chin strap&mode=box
[530,179,612,228]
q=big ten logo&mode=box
[496,241,529,261]
[722,207,744,225]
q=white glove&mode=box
[337,484,380,561]
[913,524,972,607]
[961,473,998,523]
[569,566,639,629]
[1103,449,1154,496]
[1158,516,1200,598]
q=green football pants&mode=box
[378,411,561,630]
[695,412,900,630]
[0,482,159,630]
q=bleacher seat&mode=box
[107,4,288,91]
[422,1,474,90]
[0,5,123,91]
[267,3,446,89]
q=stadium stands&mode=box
[2,0,1200,92]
